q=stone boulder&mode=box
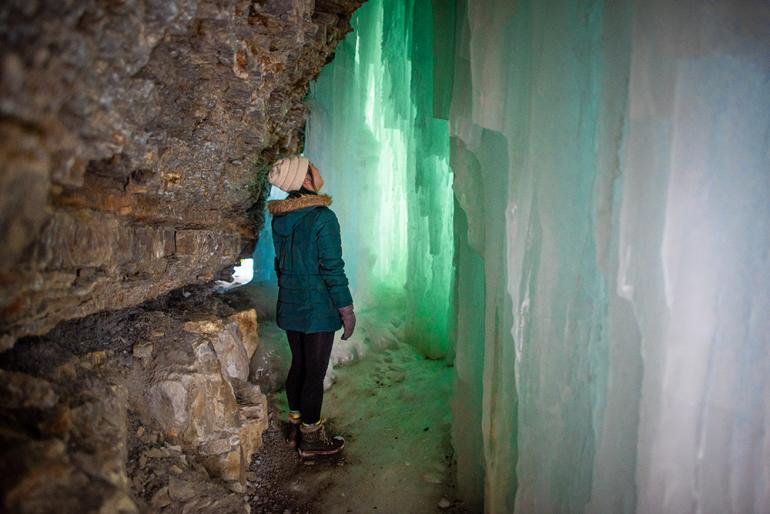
[0,288,271,511]
[137,308,268,488]
[182,309,259,383]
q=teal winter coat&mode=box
[268,193,353,333]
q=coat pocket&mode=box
[278,274,313,308]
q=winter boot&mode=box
[286,411,302,449]
[298,421,344,458]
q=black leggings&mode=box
[285,330,334,424]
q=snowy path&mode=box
[262,333,462,513]
[311,338,459,513]
[228,285,464,513]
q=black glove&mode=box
[338,305,356,340]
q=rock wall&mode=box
[0,289,269,513]
[0,0,361,349]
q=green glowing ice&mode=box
[304,0,454,359]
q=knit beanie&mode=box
[268,156,309,192]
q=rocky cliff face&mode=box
[0,0,361,349]
[0,289,269,513]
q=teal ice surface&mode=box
[447,1,770,513]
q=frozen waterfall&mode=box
[303,0,455,360]
[255,0,770,512]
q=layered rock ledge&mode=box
[0,0,361,349]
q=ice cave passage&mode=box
[252,0,770,513]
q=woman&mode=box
[267,155,355,458]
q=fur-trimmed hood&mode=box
[267,194,332,215]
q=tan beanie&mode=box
[268,156,309,192]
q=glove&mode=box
[338,305,356,340]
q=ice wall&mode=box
[448,0,770,513]
[303,0,454,358]
[293,0,768,511]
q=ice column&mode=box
[304,0,454,359]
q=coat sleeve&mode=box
[316,209,353,309]
[271,217,281,279]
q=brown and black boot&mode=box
[286,411,302,449]
[298,421,344,458]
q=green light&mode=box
[304,0,454,359]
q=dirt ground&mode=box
[245,407,345,514]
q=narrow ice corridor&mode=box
[247,0,770,513]
[232,283,460,513]
[244,2,460,510]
